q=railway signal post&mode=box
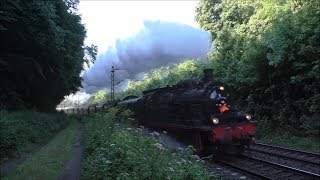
[110,66,120,102]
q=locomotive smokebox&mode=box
[203,69,213,82]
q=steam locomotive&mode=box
[118,69,257,154]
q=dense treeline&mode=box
[0,0,87,111]
[196,0,319,136]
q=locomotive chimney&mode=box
[203,69,213,82]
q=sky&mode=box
[65,0,208,103]
[78,0,201,54]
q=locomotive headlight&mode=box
[212,118,219,124]
[219,86,225,91]
[245,114,252,120]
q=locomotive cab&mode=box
[209,87,232,114]
[204,85,257,154]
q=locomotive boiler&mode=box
[118,69,257,154]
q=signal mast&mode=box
[110,66,121,102]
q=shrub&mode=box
[81,108,216,179]
[0,110,69,161]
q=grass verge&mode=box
[81,108,217,179]
[3,119,80,180]
[0,110,69,161]
[260,133,320,153]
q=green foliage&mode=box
[84,44,98,69]
[85,90,109,106]
[63,0,80,11]
[3,119,79,180]
[58,98,77,108]
[255,116,273,138]
[196,0,320,137]
[196,0,262,40]
[81,108,216,179]
[115,60,205,98]
[261,132,320,153]
[0,110,69,161]
[0,0,86,111]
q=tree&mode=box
[63,0,80,11]
[196,0,320,136]
[0,0,86,111]
[84,44,98,69]
[265,0,320,135]
[85,90,108,105]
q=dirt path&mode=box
[59,123,84,180]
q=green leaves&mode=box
[84,44,98,69]
[0,110,69,160]
[86,90,109,105]
[196,0,320,137]
[81,109,216,179]
[0,0,86,111]
[120,60,205,98]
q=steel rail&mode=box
[241,154,320,179]
[248,147,320,166]
[213,159,271,180]
[254,142,320,156]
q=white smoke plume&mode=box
[82,20,211,94]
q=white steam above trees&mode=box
[82,20,211,93]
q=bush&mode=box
[255,116,272,139]
[81,108,216,179]
[261,132,320,153]
[0,110,69,161]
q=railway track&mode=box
[214,154,320,179]
[211,143,320,179]
[250,142,320,166]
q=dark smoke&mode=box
[82,20,211,93]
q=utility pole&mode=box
[110,66,119,102]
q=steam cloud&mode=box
[82,20,211,94]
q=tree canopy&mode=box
[0,0,87,111]
[196,0,320,136]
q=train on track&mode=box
[63,69,258,154]
[117,69,257,154]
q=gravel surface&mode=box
[208,161,257,180]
